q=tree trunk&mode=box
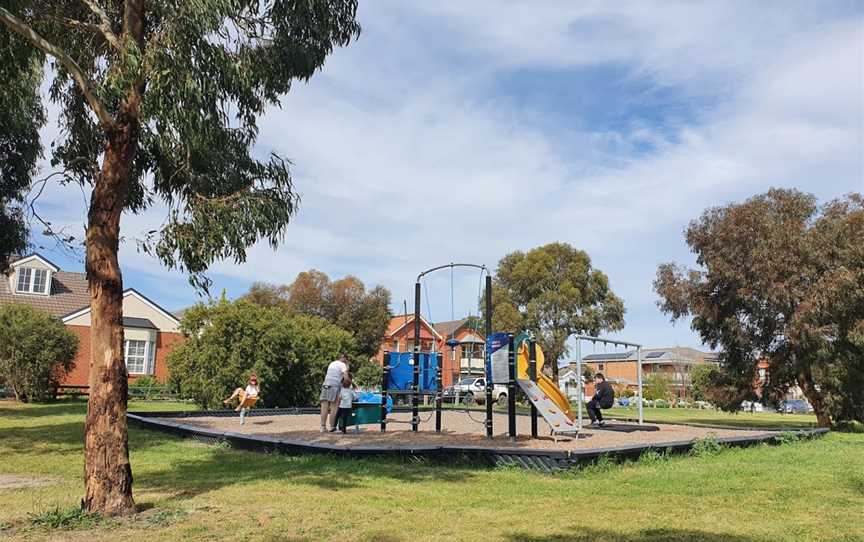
[797,370,831,428]
[82,121,137,516]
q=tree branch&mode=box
[47,15,102,36]
[81,0,122,51]
[0,6,116,131]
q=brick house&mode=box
[373,315,486,387]
[580,347,719,399]
[1,253,184,387]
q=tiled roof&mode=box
[384,314,443,339]
[433,318,467,338]
[0,269,90,318]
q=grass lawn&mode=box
[1,400,862,542]
[599,405,819,429]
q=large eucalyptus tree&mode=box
[0,0,360,515]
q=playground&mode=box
[131,263,823,468]
[149,410,780,451]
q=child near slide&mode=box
[333,374,355,434]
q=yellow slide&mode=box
[516,341,577,429]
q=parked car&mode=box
[442,377,508,406]
[779,399,813,414]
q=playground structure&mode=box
[376,263,579,441]
[224,264,646,438]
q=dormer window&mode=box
[16,267,49,294]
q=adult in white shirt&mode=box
[320,353,349,431]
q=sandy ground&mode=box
[0,475,60,490]
[158,411,778,451]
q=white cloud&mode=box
[27,2,863,348]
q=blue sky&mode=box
[30,1,864,355]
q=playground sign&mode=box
[487,332,510,384]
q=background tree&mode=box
[0,305,78,402]
[244,270,393,359]
[242,282,290,311]
[352,360,383,389]
[654,189,863,427]
[486,242,625,382]
[0,0,360,515]
[0,25,44,268]
[689,364,718,402]
[168,299,355,409]
[642,373,674,402]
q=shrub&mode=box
[643,373,675,401]
[168,299,356,408]
[774,431,801,445]
[638,448,669,465]
[129,375,162,399]
[690,436,724,457]
[654,399,669,408]
[0,305,78,402]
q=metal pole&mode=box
[529,338,538,439]
[485,274,493,439]
[576,340,583,430]
[507,333,516,442]
[412,282,421,432]
[381,352,389,432]
[435,352,442,432]
[637,345,644,425]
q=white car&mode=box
[740,400,765,413]
[442,377,508,406]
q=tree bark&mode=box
[797,370,832,428]
[82,119,137,516]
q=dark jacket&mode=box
[594,381,615,408]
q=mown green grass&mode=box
[1,400,861,542]
[598,405,819,429]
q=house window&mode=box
[461,343,484,360]
[125,340,155,375]
[407,339,433,352]
[391,339,399,351]
[15,267,49,294]
[16,268,31,292]
[598,363,605,371]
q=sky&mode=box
[28,1,864,355]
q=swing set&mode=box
[573,335,644,427]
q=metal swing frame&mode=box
[380,263,494,438]
[572,335,644,428]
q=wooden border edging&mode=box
[127,410,829,473]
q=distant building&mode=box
[578,347,719,398]
[373,315,486,387]
[1,253,184,389]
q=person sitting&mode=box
[224,374,260,425]
[587,373,615,427]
